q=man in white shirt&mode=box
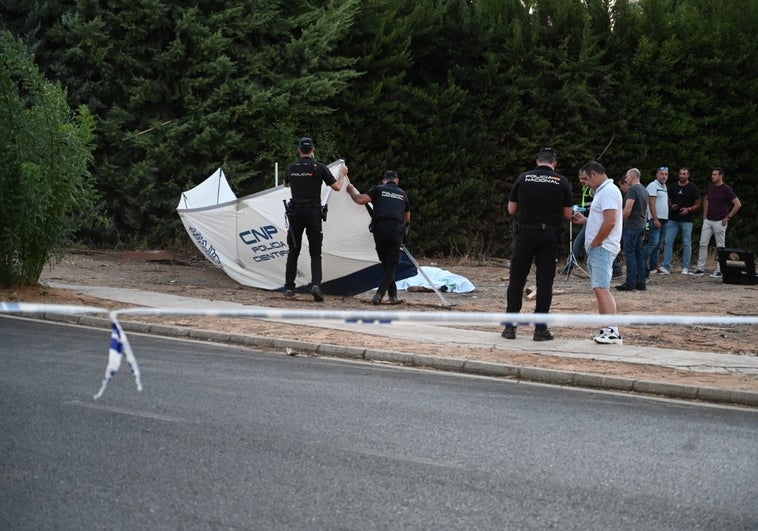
[645,166,669,275]
[570,161,623,344]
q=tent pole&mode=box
[400,245,453,307]
[215,168,223,204]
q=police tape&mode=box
[3,302,758,399]
[5,300,758,327]
[0,303,137,400]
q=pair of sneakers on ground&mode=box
[593,327,623,344]
[689,269,722,278]
[653,267,721,277]
[501,325,623,344]
[284,285,324,302]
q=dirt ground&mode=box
[4,249,758,392]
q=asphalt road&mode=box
[1,316,757,530]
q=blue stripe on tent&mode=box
[278,255,417,297]
[321,253,418,297]
[278,255,417,296]
[321,254,416,296]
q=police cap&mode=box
[298,137,314,151]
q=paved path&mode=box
[46,283,758,376]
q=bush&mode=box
[0,31,99,287]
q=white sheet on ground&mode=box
[395,266,475,293]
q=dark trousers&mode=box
[372,222,403,298]
[622,226,646,287]
[506,229,560,329]
[285,206,323,291]
[645,219,666,272]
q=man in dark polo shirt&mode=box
[347,170,411,305]
[502,147,573,341]
[692,166,741,277]
[284,137,347,301]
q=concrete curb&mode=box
[38,313,758,408]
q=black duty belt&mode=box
[373,216,403,223]
[291,200,321,207]
[518,223,560,232]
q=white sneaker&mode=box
[681,268,689,275]
[648,269,657,275]
[658,267,670,275]
[594,327,623,344]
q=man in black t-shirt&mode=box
[347,170,411,305]
[503,147,573,341]
[284,137,347,301]
[661,166,701,275]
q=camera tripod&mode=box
[562,219,588,278]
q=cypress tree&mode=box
[4,0,756,255]
[39,0,359,244]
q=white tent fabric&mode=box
[177,167,237,209]
[176,161,416,295]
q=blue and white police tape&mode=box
[0,303,141,399]
[114,306,758,327]
[93,315,142,400]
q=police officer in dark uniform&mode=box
[284,137,347,301]
[503,147,573,341]
[347,170,411,305]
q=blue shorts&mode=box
[587,246,615,289]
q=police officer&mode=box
[502,147,573,341]
[347,170,411,305]
[283,137,347,301]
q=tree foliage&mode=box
[0,30,98,287]
[2,0,757,257]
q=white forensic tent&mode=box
[176,161,416,296]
